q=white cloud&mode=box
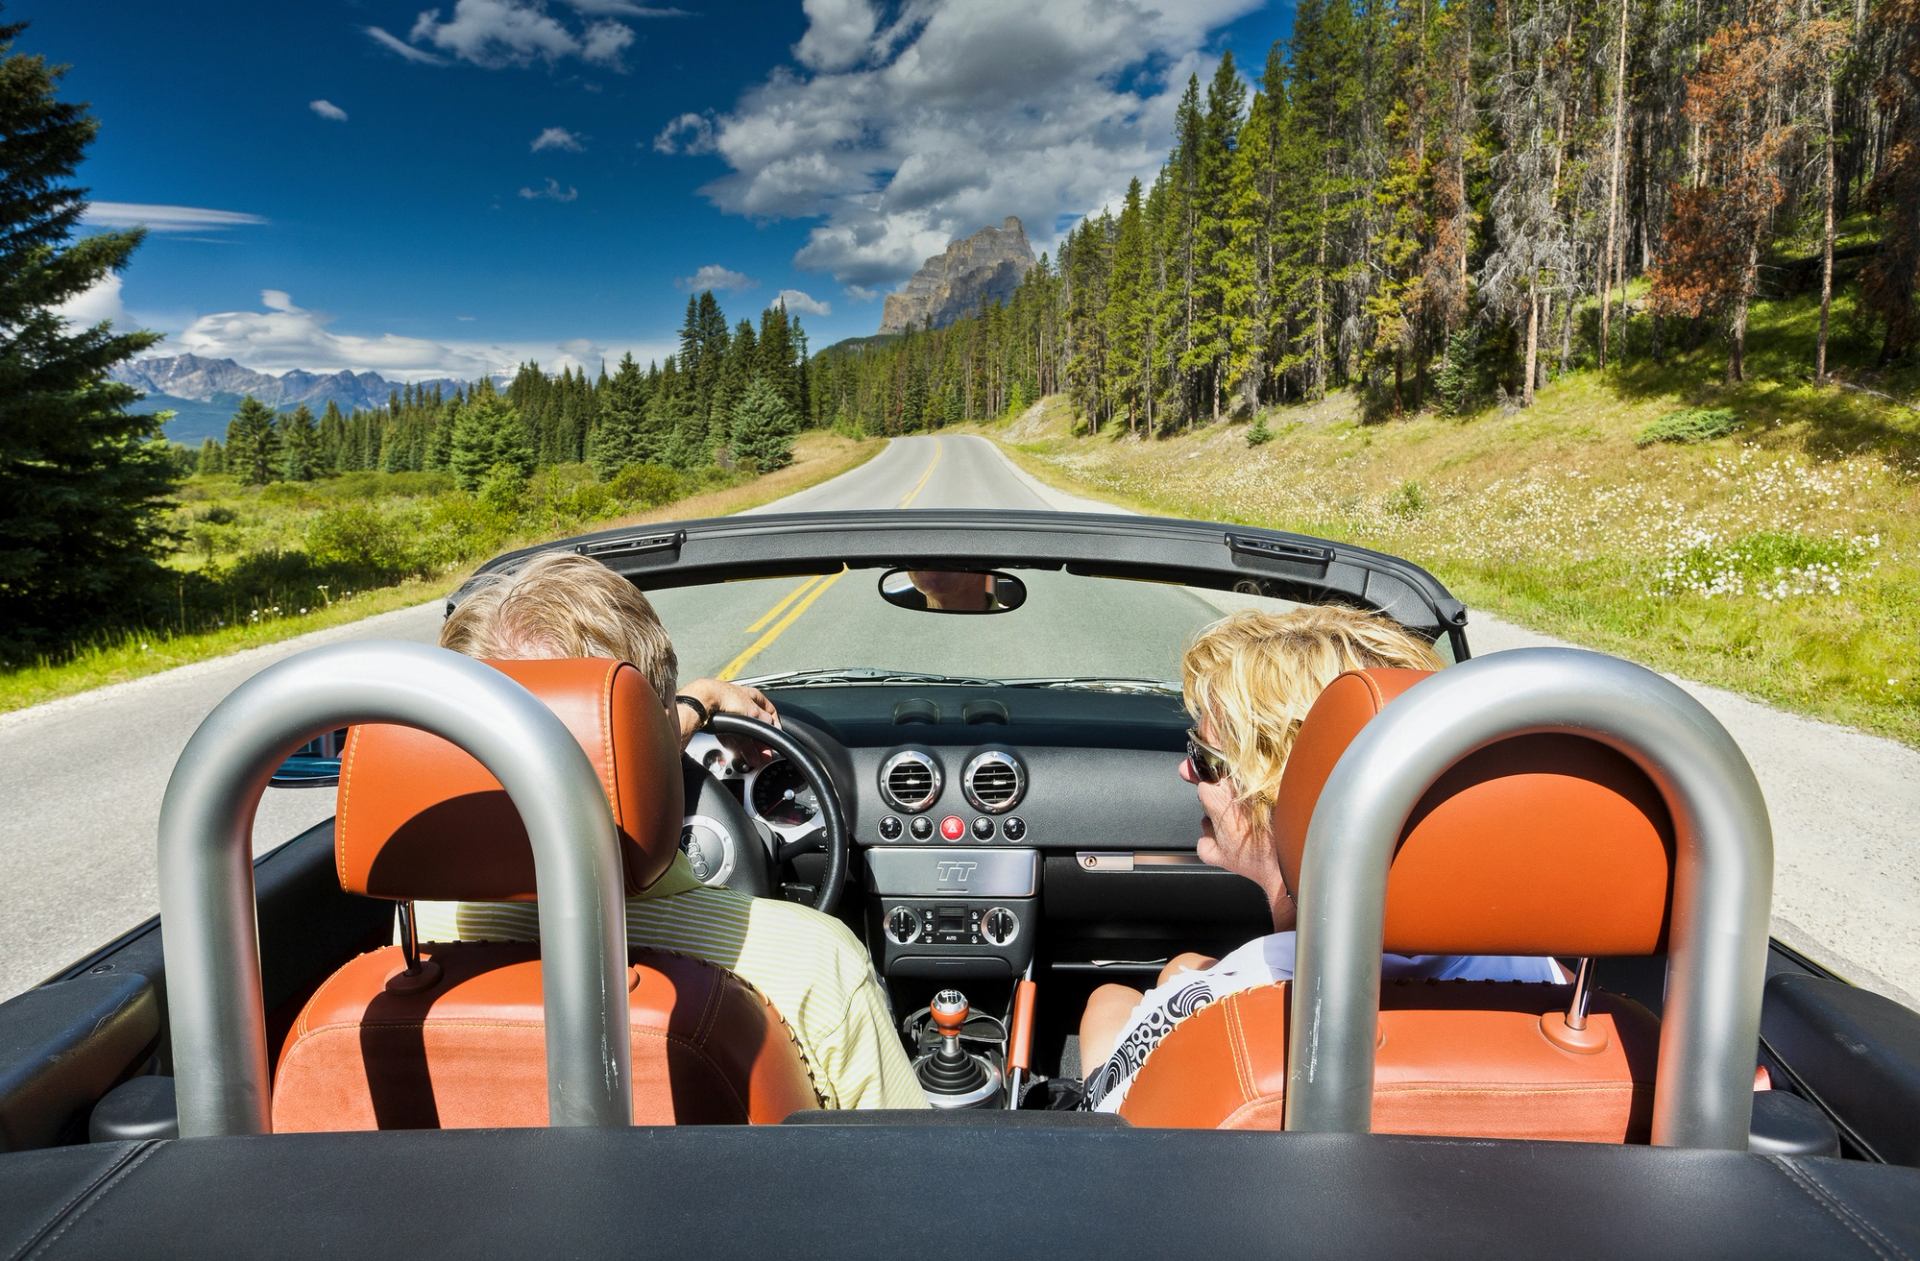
[531,126,584,152]
[677,264,756,292]
[82,202,268,233]
[169,289,674,380]
[55,273,127,326]
[671,0,1258,288]
[364,25,447,65]
[580,20,635,65]
[562,0,689,14]
[651,111,715,154]
[408,0,636,69]
[517,177,580,202]
[844,284,879,302]
[774,288,831,317]
[308,99,349,122]
[794,0,878,72]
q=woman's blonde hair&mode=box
[1181,605,1444,842]
[440,552,679,705]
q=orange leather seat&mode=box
[1120,668,1675,1141]
[272,657,821,1131]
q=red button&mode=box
[939,815,965,841]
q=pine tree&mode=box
[1191,51,1251,419]
[226,397,282,485]
[1648,2,1845,380]
[0,22,177,639]
[730,376,797,473]
[588,353,652,478]
[277,404,319,481]
[448,384,533,490]
[1101,179,1151,431]
[197,436,224,475]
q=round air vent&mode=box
[962,750,1025,814]
[879,749,942,813]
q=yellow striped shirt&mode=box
[412,854,927,1111]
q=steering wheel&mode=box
[688,713,848,916]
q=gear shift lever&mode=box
[915,988,999,1107]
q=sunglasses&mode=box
[1185,729,1231,784]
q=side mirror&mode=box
[878,568,1027,615]
[270,728,346,787]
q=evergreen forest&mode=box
[811,0,1913,432]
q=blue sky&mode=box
[27,0,1295,380]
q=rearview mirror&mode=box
[878,568,1027,615]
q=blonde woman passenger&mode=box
[1075,606,1561,1114]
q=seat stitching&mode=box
[336,728,361,890]
[19,1140,162,1261]
[597,663,619,814]
[1777,1157,1910,1261]
[1767,1157,1896,1261]
[1226,1003,1256,1101]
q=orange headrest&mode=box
[1274,668,1675,956]
[336,658,684,902]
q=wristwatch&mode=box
[673,693,712,730]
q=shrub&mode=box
[608,463,683,508]
[1385,479,1428,518]
[1636,407,1739,447]
[303,502,419,574]
[1246,416,1273,446]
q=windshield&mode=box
[648,569,1312,691]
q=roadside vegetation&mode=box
[987,287,1919,747]
[0,432,875,714]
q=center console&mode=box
[866,848,1038,979]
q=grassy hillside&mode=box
[988,291,1919,747]
[0,433,879,714]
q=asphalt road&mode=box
[2,433,1916,1011]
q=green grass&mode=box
[0,433,881,714]
[981,288,1920,747]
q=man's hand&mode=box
[675,676,781,746]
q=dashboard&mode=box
[686,684,1270,981]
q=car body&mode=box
[2,509,1918,1257]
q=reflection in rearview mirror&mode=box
[878,568,1027,615]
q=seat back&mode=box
[274,944,820,1130]
[273,658,820,1129]
[1120,667,1676,1138]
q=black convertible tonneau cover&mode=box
[3,1125,1916,1258]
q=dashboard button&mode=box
[939,815,965,842]
[1002,816,1027,841]
[909,816,933,841]
[878,815,903,841]
[971,816,994,840]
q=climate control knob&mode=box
[885,906,921,944]
[980,906,1018,946]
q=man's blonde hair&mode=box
[440,552,679,704]
[1181,605,1444,843]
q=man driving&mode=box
[416,551,927,1111]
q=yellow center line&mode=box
[744,574,823,634]
[894,439,942,508]
[716,440,943,682]
[718,571,848,681]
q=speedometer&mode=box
[749,758,818,828]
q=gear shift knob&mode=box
[931,989,969,1038]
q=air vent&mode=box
[879,749,942,813]
[962,750,1025,814]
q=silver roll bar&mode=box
[1283,648,1772,1150]
[157,641,634,1137]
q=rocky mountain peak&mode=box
[879,217,1037,334]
